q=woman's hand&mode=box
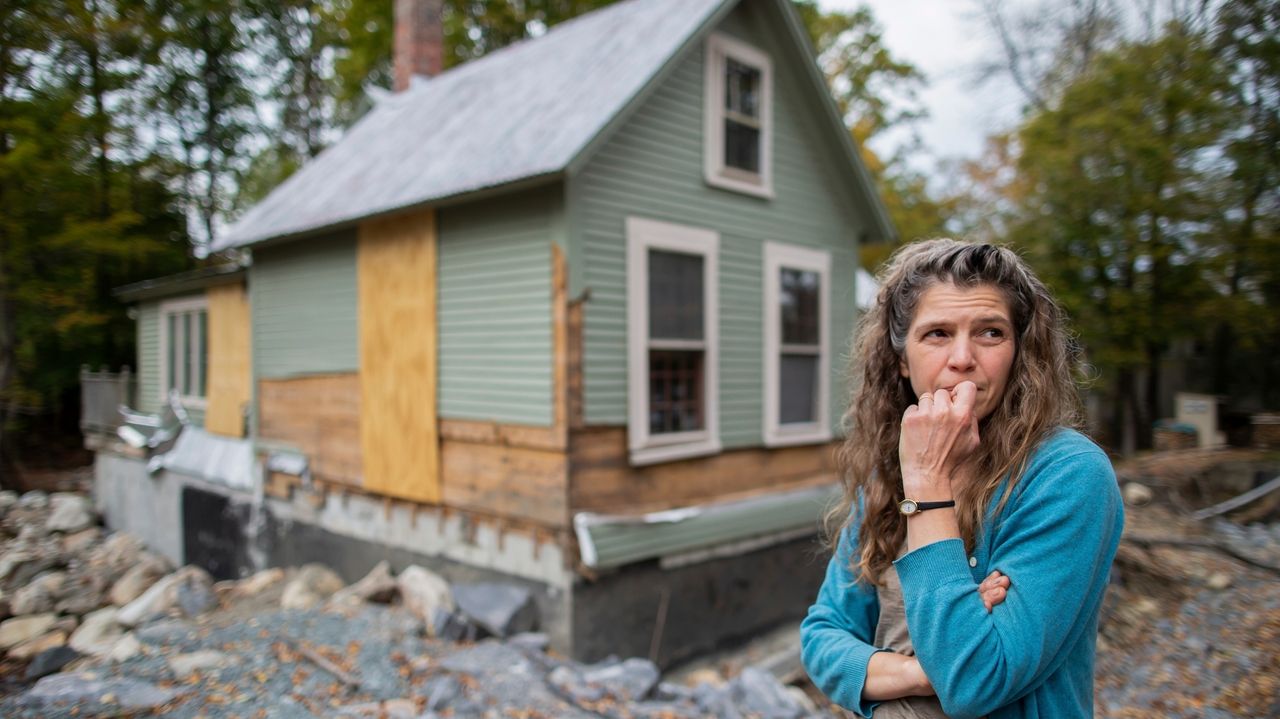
[978,570,1010,612]
[899,380,981,498]
[863,651,935,700]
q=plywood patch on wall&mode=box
[205,282,252,437]
[358,210,440,504]
[259,373,362,486]
[441,439,569,528]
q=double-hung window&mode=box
[160,297,208,407]
[763,242,830,446]
[704,33,773,198]
[627,217,720,465]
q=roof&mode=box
[113,262,246,303]
[217,0,894,251]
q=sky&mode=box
[816,0,1030,181]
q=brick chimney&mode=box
[394,0,444,92]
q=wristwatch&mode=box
[898,498,956,516]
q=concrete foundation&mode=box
[92,450,826,665]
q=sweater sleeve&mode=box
[894,439,1124,719]
[799,515,885,717]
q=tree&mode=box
[1010,25,1234,452]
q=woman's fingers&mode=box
[978,570,1011,612]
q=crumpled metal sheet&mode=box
[153,425,254,490]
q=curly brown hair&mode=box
[829,239,1083,586]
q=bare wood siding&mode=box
[357,210,440,503]
[569,426,837,514]
[205,283,252,437]
[572,3,861,447]
[259,373,362,487]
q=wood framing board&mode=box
[204,282,252,437]
[440,437,569,528]
[550,244,569,446]
[357,210,440,504]
[569,427,839,514]
[258,373,363,487]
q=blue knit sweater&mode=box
[800,428,1123,719]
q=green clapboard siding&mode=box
[572,2,862,447]
[136,302,162,415]
[250,229,359,379]
[437,186,556,426]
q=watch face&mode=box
[899,499,918,515]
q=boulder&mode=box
[452,582,538,638]
[726,666,805,719]
[46,493,94,533]
[16,491,49,510]
[24,645,80,681]
[0,613,58,650]
[55,578,105,616]
[68,606,124,657]
[21,672,187,712]
[94,532,145,574]
[11,571,68,616]
[107,632,142,662]
[108,553,172,606]
[580,657,661,702]
[430,608,481,643]
[235,567,285,596]
[1122,482,1154,506]
[281,563,346,609]
[117,566,216,627]
[329,561,398,605]
[7,629,67,660]
[0,489,18,513]
[62,527,102,555]
[397,565,454,629]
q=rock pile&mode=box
[0,491,822,718]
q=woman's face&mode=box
[898,282,1017,421]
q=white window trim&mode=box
[627,217,721,466]
[763,242,831,447]
[158,296,209,410]
[703,32,774,199]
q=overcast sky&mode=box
[816,0,1030,180]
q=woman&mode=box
[800,239,1123,719]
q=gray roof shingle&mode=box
[217,0,726,250]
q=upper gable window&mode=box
[704,33,773,199]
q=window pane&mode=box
[182,313,193,396]
[167,314,177,392]
[649,249,704,340]
[197,311,207,398]
[780,268,820,345]
[649,349,704,434]
[725,59,760,118]
[724,120,760,174]
[780,353,818,424]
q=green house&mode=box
[95,0,893,664]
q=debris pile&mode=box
[0,489,820,718]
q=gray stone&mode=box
[547,664,607,704]
[728,666,804,719]
[439,640,532,677]
[431,608,481,642]
[8,555,62,588]
[1122,482,1153,506]
[281,563,346,609]
[654,681,696,702]
[581,657,661,701]
[507,632,550,653]
[55,578,105,616]
[398,565,455,629]
[69,606,124,657]
[694,683,742,719]
[0,489,18,513]
[21,671,186,711]
[0,549,33,583]
[452,582,538,638]
[0,612,58,650]
[135,618,196,645]
[23,645,80,681]
[235,567,285,596]
[108,552,171,606]
[46,493,94,533]
[16,491,49,510]
[107,632,142,662]
[117,565,215,626]
[10,570,67,615]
